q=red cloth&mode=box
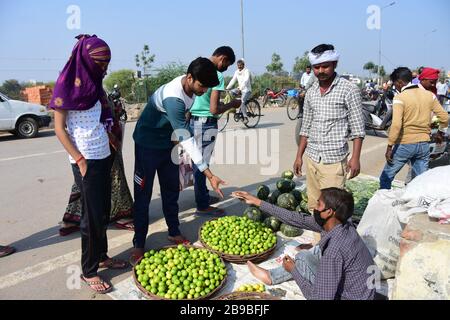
[419,67,440,80]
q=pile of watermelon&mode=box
[245,170,307,238]
[344,179,380,222]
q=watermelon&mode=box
[244,206,264,222]
[268,190,281,204]
[256,185,270,201]
[264,216,281,232]
[277,193,299,210]
[281,170,294,180]
[276,179,296,193]
[301,190,308,202]
[290,189,302,202]
[300,199,309,213]
[280,223,303,237]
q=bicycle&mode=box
[217,91,262,132]
[286,88,305,120]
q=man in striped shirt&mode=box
[294,44,365,212]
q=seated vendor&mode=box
[231,188,376,300]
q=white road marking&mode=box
[0,150,65,162]
[360,141,387,155]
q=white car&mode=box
[0,91,51,138]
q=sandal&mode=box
[167,235,191,246]
[194,206,226,217]
[59,225,80,237]
[129,250,144,267]
[80,275,113,294]
[99,257,128,269]
[0,245,16,258]
[114,220,134,231]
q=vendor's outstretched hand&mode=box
[231,191,261,207]
[209,175,227,199]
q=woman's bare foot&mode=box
[247,261,272,285]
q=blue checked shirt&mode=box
[300,74,365,164]
[261,201,376,300]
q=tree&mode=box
[439,68,447,82]
[148,62,187,93]
[266,53,284,75]
[363,61,376,78]
[0,79,23,100]
[293,51,310,74]
[135,44,155,77]
[104,69,136,102]
[378,66,386,78]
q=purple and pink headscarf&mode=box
[50,34,113,129]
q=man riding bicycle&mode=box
[226,59,252,124]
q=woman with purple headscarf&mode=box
[51,34,127,294]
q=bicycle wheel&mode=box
[244,99,261,129]
[286,97,300,120]
[279,95,287,107]
[218,110,231,132]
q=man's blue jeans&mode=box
[189,117,218,211]
[269,245,321,285]
[379,142,430,189]
[133,144,180,249]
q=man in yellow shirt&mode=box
[380,67,448,189]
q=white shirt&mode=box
[437,82,449,96]
[66,101,111,163]
[226,67,252,93]
[300,72,312,87]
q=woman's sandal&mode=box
[99,258,129,269]
[114,220,134,231]
[59,225,80,237]
[167,236,191,246]
[0,246,16,258]
[80,275,113,294]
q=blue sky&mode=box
[0,0,449,83]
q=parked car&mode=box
[0,92,51,138]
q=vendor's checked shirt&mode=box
[300,74,365,164]
[261,201,376,300]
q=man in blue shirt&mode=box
[130,58,227,265]
[189,47,241,216]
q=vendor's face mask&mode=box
[313,208,332,227]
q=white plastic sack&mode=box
[401,166,450,201]
[179,147,194,191]
[428,198,450,224]
[357,189,406,279]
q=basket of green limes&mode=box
[133,244,227,300]
[199,216,278,264]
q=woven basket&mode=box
[215,291,281,300]
[198,218,277,264]
[133,245,227,300]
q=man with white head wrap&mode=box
[293,44,365,212]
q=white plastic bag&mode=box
[428,198,450,224]
[401,166,450,201]
[357,189,406,279]
[179,147,194,191]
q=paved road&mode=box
[0,107,408,299]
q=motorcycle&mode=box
[262,88,287,108]
[362,89,395,136]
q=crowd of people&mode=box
[1,35,448,300]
